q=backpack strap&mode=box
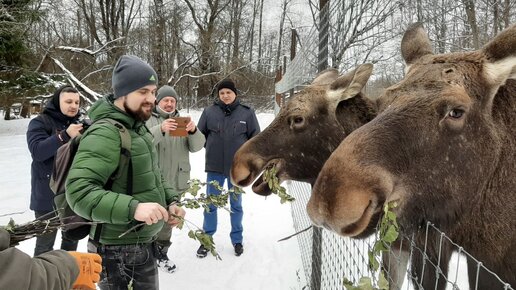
[96,118,132,181]
[89,118,133,243]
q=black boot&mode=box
[234,243,244,256]
[157,256,177,273]
[155,244,177,273]
[197,244,209,258]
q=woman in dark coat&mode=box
[26,86,84,256]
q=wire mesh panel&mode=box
[287,180,515,290]
[287,181,376,289]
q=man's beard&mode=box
[124,100,153,121]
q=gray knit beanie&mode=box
[156,85,178,103]
[112,55,158,98]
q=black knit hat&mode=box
[156,85,178,103]
[217,79,237,95]
[112,55,158,98]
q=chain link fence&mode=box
[286,180,514,290]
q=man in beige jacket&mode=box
[146,85,205,273]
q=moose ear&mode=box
[327,63,373,103]
[401,22,433,67]
[311,68,339,86]
[482,24,516,87]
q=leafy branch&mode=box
[119,179,244,259]
[2,179,243,260]
[175,179,244,259]
[2,212,97,247]
[343,201,399,290]
[262,165,295,204]
[177,179,244,211]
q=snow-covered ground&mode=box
[0,110,307,290]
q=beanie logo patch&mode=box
[149,75,156,82]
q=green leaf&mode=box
[373,240,388,252]
[262,165,295,204]
[188,230,195,239]
[357,277,374,290]
[378,271,389,290]
[386,211,396,222]
[343,278,358,290]
[368,251,379,271]
[383,225,399,243]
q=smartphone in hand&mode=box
[169,116,191,137]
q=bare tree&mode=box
[257,0,264,72]
[151,0,166,83]
[274,0,290,70]
[183,0,230,96]
[248,0,258,63]
[502,0,511,28]
[462,0,480,49]
[75,0,143,61]
[230,0,245,68]
[328,0,400,68]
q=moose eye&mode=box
[447,109,464,119]
[289,116,306,130]
[294,116,304,124]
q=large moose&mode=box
[308,23,516,289]
[231,65,419,289]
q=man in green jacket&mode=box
[66,55,186,290]
[0,228,102,290]
[146,85,205,273]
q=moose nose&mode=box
[306,194,329,227]
[230,163,252,186]
[231,151,266,187]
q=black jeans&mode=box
[88,241,159,290]
[34,210,78,256]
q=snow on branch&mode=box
[81,65,112,82]
[51,57,101,104]
[171,58,263,88]
[57,37,125,57]
[172,71,221,86]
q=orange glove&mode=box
[68,251,102,290]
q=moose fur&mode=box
[308,23,516,289]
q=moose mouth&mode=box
[343,201,382,239]
[251,159,285,196]
[338,195,388,239]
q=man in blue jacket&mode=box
[196,79,260,258]
[26,86,83,256]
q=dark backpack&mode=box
[49,118,132,241]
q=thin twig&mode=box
[277,225,313,242]
[117,223,145,238]
[0,211,26,218]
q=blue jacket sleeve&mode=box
[26,117,68,162]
